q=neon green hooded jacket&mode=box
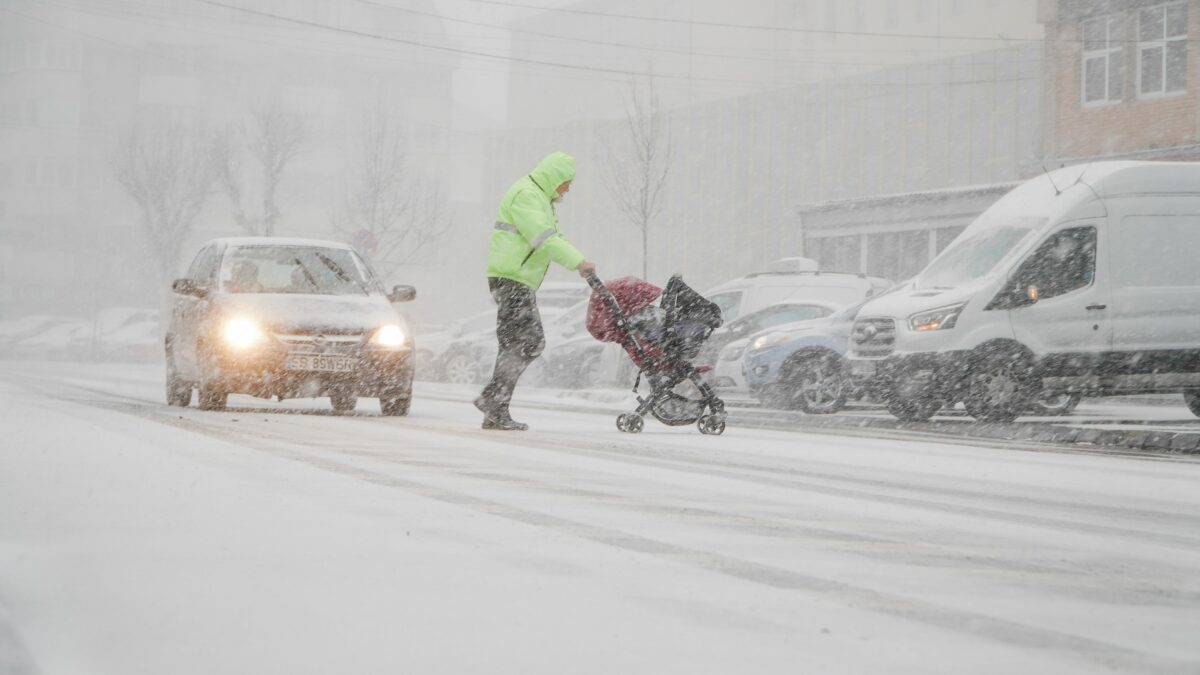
[486,151,586,289]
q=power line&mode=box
[348,0,1037,69]
[443,0,1047,43]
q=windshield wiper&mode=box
[316,252,368,295]
[293,258,319,290]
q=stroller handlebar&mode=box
[582,269,606,292]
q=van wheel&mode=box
[790,354,847,414]
[964,350,1036,423]
[1185,391,1200,418]
[443,353,480,385]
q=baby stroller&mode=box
[584,272,728,435]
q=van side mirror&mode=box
[388,285,417,303]
[172,278,208,298]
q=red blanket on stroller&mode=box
[585,276,666,369]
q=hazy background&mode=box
[0,0,1045,326]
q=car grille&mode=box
[850,318,895,358]
[276,333,364,353]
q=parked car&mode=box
[166,237,417,414]
[848,161,1200,422]
[433,283,592,385]
[12,319,90,360]
[0,315,78,353]
[743,299,868,413]
[419,309,495,381]
[702,257,891,322]
[694,299,843,378]
[76,307,161,360]
[538,299,633,389]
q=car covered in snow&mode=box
[702,257,891,322]
[433,282,591,385]
[166,237,417,414]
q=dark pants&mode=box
[478,277,545,413]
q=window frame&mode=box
[1136,1,1188,100]
[1080,14,1124,107]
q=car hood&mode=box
[216,294,403,334]
[855,279,987,319]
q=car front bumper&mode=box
[206,344,414,399]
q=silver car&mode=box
[166,237,417,414]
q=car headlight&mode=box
[720,345,745,362]
[909,303,966,332]
[371,324,408,349]
[750,332,790,351]
[222,318,267,349]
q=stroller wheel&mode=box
[697,415,726,435]
[616,413,644,433]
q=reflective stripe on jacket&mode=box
[486,151,586,290]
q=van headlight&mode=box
[751,332,789,351]
[371,324,408,349]
[222,318,267,349]
[909,303,966,331]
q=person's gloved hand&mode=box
[577,261,596,277]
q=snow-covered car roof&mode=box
[204,237,358,251]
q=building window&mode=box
[1137,2,1188,97]
[1082,15,1123,105]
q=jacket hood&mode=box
[530,151,576,199]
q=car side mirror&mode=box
[388,285,417,303]
[172,278,208,298]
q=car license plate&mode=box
[850,360,877,377]
[285,353,358,373]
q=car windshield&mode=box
[220,246,377,296]
[916,219,1040,290]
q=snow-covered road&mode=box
[2,362,1199,674]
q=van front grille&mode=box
[850,318,895,357]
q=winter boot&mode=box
[481,408,528,431]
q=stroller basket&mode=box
[585,272,728,435]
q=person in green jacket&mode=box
[474,151,596,430]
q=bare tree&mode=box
[215,102,307,236]
[112,123,220,283]
[331,106,452,281]
[601,75,672,279]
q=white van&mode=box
[848,161,1200,422]
[704,257,891,322]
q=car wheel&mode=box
[331,392,357,413]
[789,354,847,415]
[198,381,227,411]
[1185,391,1200,418]
[443,353,480,385]
[1028,391,1082,416]
[380,394,411,416]
[963,350,1036,423]
[165,345,192,407]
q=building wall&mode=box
[1042,0,1200,161]
[481,44,1043,294]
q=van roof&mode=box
[1074,161,1200,198]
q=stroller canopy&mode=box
[587,276,662,343]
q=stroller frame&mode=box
[585,272,728,435]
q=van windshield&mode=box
[916,219,1041,290]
